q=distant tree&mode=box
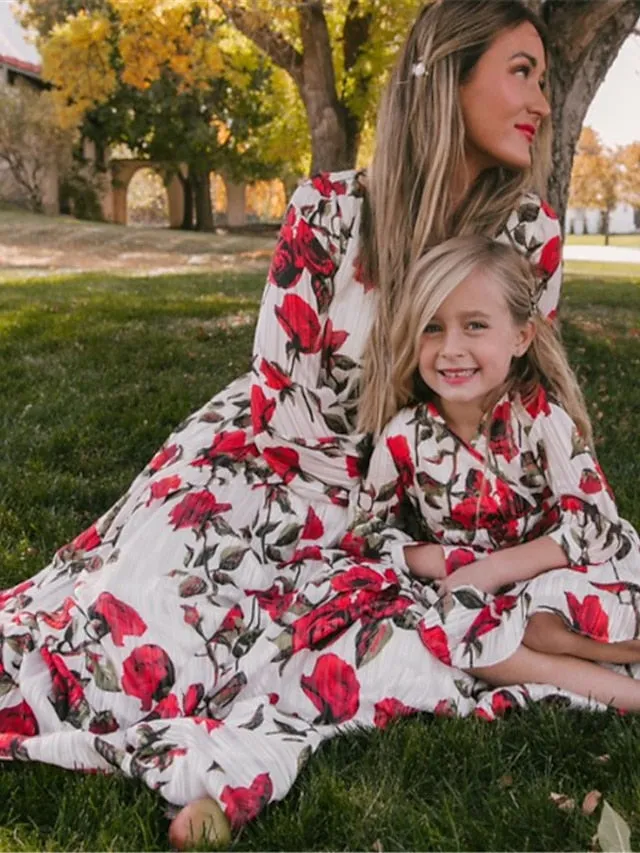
[617,141,640,210]
[568,127,618,245]
[0,81,74,212]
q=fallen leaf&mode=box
[550,792,576,812]
[582,790,602,816]
[597,800,631,853]
[372,841,384,853]
[499,774,514,789]
[595,754,611,764]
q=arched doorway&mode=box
[127,168,169,227]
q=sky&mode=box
[0,0,639,147]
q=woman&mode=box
[0,1,561,847]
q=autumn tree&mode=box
[217,0,640,225]
[19,0,298,230]
[568,127,618,244]
[617,141,640,213]
[0,81,74,212]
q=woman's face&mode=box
[459,21,550,177]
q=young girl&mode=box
[351,234,640,710]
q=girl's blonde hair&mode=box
[370,235,593,446]
[358,0,551,433]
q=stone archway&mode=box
[107,159,184,227]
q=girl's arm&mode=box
[441,396,632,594]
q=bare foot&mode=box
[168,798,232,850]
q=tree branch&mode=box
[545,0,634,69]
[216,1,303,82]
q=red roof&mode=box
[0,54,41,76]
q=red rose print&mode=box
[268,206,304,289]
[445,548,476,575]
[540,199,558,220]
[153,693,180,719]
[462,595,517,647]
[591,581,631,595]
[291,596,353,652]
[301,506,324,540]
[560,495,585,514]
[418,623,452,666]
[386,434,415,490]
[311,173,347,197]
[0,579,34,611]
[331,565,385,594]
[181,604,201,627]
[220,772,274,828]
[147,474,182,504]
[537,235,561,277]
[88,710,119,735]
[38,596,75,630]
[523,385,551,418]
[275,294,322,355]
[434,698,457,718]
[121,644,176,711]
[345,455,362,479]
[373,697,418,729]
[286,545,322,564]
[321,319,349,371]
[192,430,258,468]
[247,584,294,621]
[301,653,360,724]
[579,469,604,495]
[263,446,302,485]
[40,647,88,723]
[0,700,39,736]
[260,358,293,391]
[88,592,147,647]
[250,386,276,435]
[354,589,412,622]
[148,443,180,472]
[183,683,205,716]
[353,254,374,292]
[168,490,232,531]
[71,524,102,553]
[490,689,516,717]
[195,716,224,733]
[295,218,336,277]
[565,592,609,641]
[488,402,518,462]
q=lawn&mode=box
[565,234,640,249]
[0,267,640,851]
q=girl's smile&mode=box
[418,269,534,437]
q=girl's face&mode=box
[459,21,550,178]
[417,268,534,427]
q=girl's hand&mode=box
[435,562,501,595]
[404,543,446,580]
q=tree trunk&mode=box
[542,0,640,231]
[297,3,353,173]
[193,170,214,232]
[604,210,610,246]
[178,172,194,231]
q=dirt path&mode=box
[0,208,278,278]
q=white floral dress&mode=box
[350,387,640,709]
[0,170,563,826]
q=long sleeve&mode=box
[498,193,562,321]
[528,396,634,567]
[344,422,427,570]
[249,171,375,497]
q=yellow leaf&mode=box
[597,801,631,852]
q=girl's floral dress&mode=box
[350,387,640,708]
[0,170,563,826]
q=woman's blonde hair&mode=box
[374,235,593,446]
[358,0,551,433]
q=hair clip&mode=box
[411,60,429,78]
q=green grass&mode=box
[566,234,640,248]
[1,268,640,851]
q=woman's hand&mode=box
[404,543,446,580]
